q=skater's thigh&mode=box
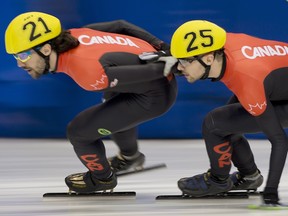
[206,101,288,135]
[205,103,260,135]
[68,93,160,138]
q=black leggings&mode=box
[66,78,177,179]
[203,101,288,189]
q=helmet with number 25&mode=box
[5,12,61,54]
[170,20,226,59]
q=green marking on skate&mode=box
[98,128,111,135]
[248,204,288,210]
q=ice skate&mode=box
[177,170,233,197]
[43,171,137,198]
[230,170,263,191]
[109,152,145,175]
[65,171,117,194]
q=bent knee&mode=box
[202,112,216,134]
[202,109,232,137]
[66,120,85,146]
[66,120,76,144]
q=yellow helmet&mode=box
[5,12,61,54]
[171,20,226,58]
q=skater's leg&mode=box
[178,103,262,197]
[197,102,288,200]
[229,134,263,190]
[109,127,145,174]
[66,81,176,191]
[103,92,144,170]
[110,127,138,157]
[66,94,149,179]
[202,103,262,179]
[230,134,257,175]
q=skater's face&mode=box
[177,55,206,83]
[14,45,50,79]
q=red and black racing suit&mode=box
[204,33,288,200]
[54,20,177,179]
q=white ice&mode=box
[0,139,287,216]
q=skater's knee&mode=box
[202,112,217,134]
[66,120,84,146]
[66,120,74,139]
[66,119,102,147]
[202,110,229,137]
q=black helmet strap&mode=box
[197,58,211,80]
[33,46,51,75]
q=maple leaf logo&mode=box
[247,101,267,115]
[90,74,108,90]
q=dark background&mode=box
[1,0,288,138]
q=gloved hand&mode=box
[139,51,178,77]
[263,187,279,205]
[139,51,168,62]
[158,56,178,77]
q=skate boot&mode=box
[178,170,233,197]
[230,169,263,191]
[65,171,117,193]
[109,152,145,175]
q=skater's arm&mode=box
[254,101,288,202]
[83,20,167,50]
[104,62,166,87]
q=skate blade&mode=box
[117,163,166,177]
[230,189,263,196]
[43,191,136,198]
[248,203,288,210]
[156,191,249,200]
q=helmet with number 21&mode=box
[5,11,61,54]
[170,20,226,59]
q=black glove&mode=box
[158,42,171,54]
[139,51,178,77]
[139,50,168,62]
[140,42,171,60]
[263,187,279,204]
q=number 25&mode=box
[184,29,214,52]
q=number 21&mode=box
[23,17,52,42]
